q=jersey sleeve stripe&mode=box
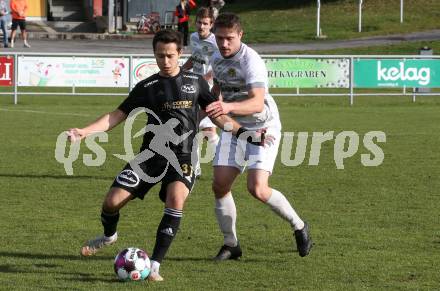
[246,82,266,90]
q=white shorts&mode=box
[213,130,281,174]
[199,116,216,129]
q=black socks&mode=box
[101,211,120,237]
[151,208,183,263]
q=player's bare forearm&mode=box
[228,87,265,115]
[206,87,265,117]
[84,109,127,134]
[67,109,127,141]
[210,114,241,135]
[211,114,273,147]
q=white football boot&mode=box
[148,272,164,282]
[80,233,118,256]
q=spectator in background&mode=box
[0,0,8,48]
[182,7,219,178]
[175,0,196,48]
[210,0,225,19]
[10,0,30,48]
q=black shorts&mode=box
[111,154,196,202]
[11,19,26,30]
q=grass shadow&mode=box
[0,263,117,284]
[0,250,114,261]
[0,263,60,274]
[63,275,119,283]
[0,264,21,273]
[166,256,290,263]
[0,173,112,181]
[166,256,212,262]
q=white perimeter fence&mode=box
[0,52,439,105]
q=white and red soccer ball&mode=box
[114,247,151,281]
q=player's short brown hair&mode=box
[153,29,183,52]
[214,12,242,32]
[196,7,214,23]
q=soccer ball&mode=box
[114,247,151,281]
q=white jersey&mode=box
[210,43,281,130]
[189,32,218,130]
[189,32,218,76]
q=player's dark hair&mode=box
[196,7,214,23]
[214,12,242,32]
[153,29,183,52]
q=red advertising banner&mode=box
[0,56,14,86]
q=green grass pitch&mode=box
[0,94,439,290]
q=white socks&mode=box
[215,193,238,247]
[215,189,304,246]
[150,260,160,274]
[266,189,304,231]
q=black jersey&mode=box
[118,69,217,155]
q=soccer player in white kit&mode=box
[183,7,220,177]
[205,13,313,260]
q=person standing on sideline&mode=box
[182,7,219,177]
[174,0,196,48]
[0,0,8,48]
[66,29,269,282]
[10,0,30,48]
[205,13,313,260]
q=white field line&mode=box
[0,107,149,121]
[0,107,433,137]
[0,107,93,117]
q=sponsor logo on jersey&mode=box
[144,79,159,87]
[183,74,198,79]
[162,100,193,110]
[227,68,236,78]
[181,84,196,94]
[116,169,140,187]
[228,68,237,78]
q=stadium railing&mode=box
[0,53,439,105]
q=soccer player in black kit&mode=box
[66,30,269,282]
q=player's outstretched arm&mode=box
[206,87,265,118]
[66,109,127,142]
[211,114,273,147]
[210,114,241,135]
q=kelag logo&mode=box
[377,61,430,86]
[354,59,440,88]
